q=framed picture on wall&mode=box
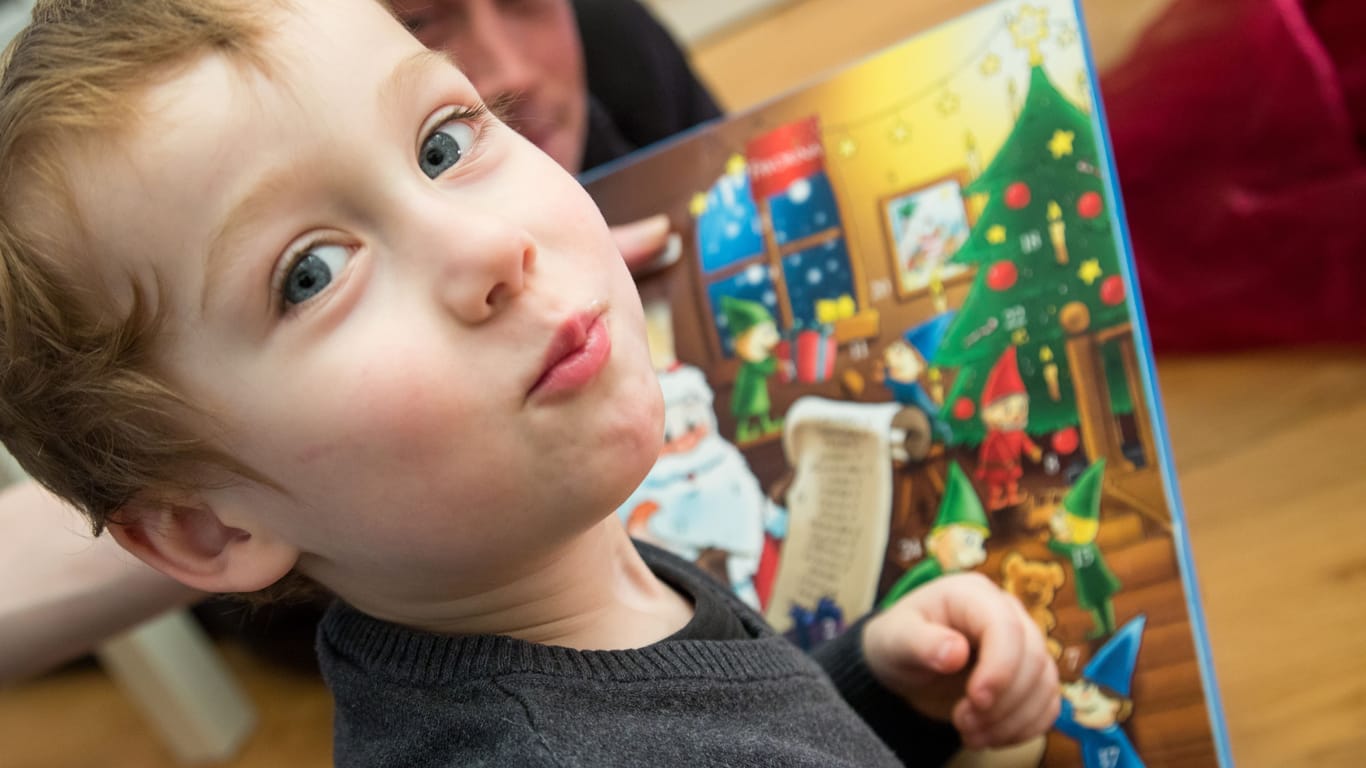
[880,175,973,299]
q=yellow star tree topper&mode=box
[1010,5,1050,66]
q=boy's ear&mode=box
[107,496,299,594]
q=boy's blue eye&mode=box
[283,244,349,306]
[419,120,476,179]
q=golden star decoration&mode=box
[987,225,1007,244]
[937,91,960,116]
[837,137,858,158]
[967,192,990,220]
[1012,328,1030,345]
[1048,130,1075,159]
[1009,5,1050,65]
[689,192,708,218]
[980,54,1001,76]
[725,153,747,178]
[1077,258,1103,285]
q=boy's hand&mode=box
[863,572,1060,750]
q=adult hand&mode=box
[862,572,1060,750]
[611,213,679,275]
[0,480,203,683]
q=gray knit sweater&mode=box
[317,542,960,767]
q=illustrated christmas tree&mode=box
[937,13,1134,447]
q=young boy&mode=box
[0,1,1057,765]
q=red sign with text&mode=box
[745,116,825,203]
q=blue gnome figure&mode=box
[1056,614,1148,768]
[880,311,955,441]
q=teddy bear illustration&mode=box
[1001,551,1065,659]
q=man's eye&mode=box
[282,244,349,306]
[419,120,476,179]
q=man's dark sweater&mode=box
[318,543,959,767]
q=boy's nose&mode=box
[414,204,537,325]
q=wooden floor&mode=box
[4,1,1365,766]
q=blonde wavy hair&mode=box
[0,0,277,535]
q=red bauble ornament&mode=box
[1100,275,1125,306]
[1052,426,1080,455]
[986,261,1018,291]
[1077,191,1103,219]
[1004,182,1031,210]
[952,397,975,420]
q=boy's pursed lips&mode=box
[525,302,611,402]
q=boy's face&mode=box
[69,0,662,610]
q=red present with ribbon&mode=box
[776,326,836,384]
[775,339,795,384]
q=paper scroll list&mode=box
[764,398,901,631]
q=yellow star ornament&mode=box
[1048,130,1075,159]
[987,225,1007,245]
[1077,259,1102,285]
[689,192,708,218]
[725,154,747,178]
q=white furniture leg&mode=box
[97,610,257,765]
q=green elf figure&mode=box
[1047,459,1122,638]
[880,462,990,609]
[722,295,782,442]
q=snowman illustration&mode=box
[618,365,782,608]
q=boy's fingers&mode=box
[957,591,1028,710]
[978,607,1051,716]
[867,608,971,685]
[973,655,1061,746]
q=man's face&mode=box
[388,0,589,172]
[68,0,662,617]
